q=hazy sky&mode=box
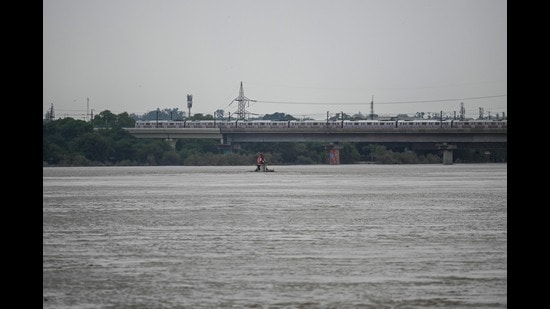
[43,0,506,120]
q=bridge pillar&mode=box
[217,143,241,154]
[436,143,457,165]
[324,143,343,164]
[165,138,177,149]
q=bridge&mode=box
[124,127,507,164]
[124,127,507,147]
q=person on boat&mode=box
[256,152,265,171]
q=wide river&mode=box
[43,163,507,308]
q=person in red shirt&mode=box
[255,152,265,171]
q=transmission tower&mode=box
[230,81,256,120]
[45,103,55,121]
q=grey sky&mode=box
[43,0,507,120]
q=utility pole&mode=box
[50,103,55,121]
[370,95,374,120]
[230,81,256,120]
[156,108,159,127]
[187,94,193,118]
[86,97,90,121]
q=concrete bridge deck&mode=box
[125,127,223,139]
[125,127,506,145]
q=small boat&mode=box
[254,163,274,172]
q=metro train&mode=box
[134,119,507,130]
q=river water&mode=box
[43,164,507,308]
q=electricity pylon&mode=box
[229,81,256,120]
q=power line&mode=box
[47,108,88,112]
[255,94,506,105]
[244,79,506,90]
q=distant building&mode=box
[390,114,413,121]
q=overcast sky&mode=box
[43,0,506,120]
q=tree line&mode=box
[43,110,507,166]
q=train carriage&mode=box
[134,119,507,130]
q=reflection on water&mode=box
[43,164,507,308]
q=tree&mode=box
[91,110,117,127]
[141,108,185,121]
[117,112,136,128]
[188,113,213,120]
[57,118,93,140]
[339,142,361,163]
[74,133,111,162]
[214,109,225,119]
[262,112,297,121]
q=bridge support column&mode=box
[324,143,343,164]
[217,143,241,154]
[165,138,177,149]
[436,143,457,165]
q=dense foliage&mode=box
[43,111,507,166]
